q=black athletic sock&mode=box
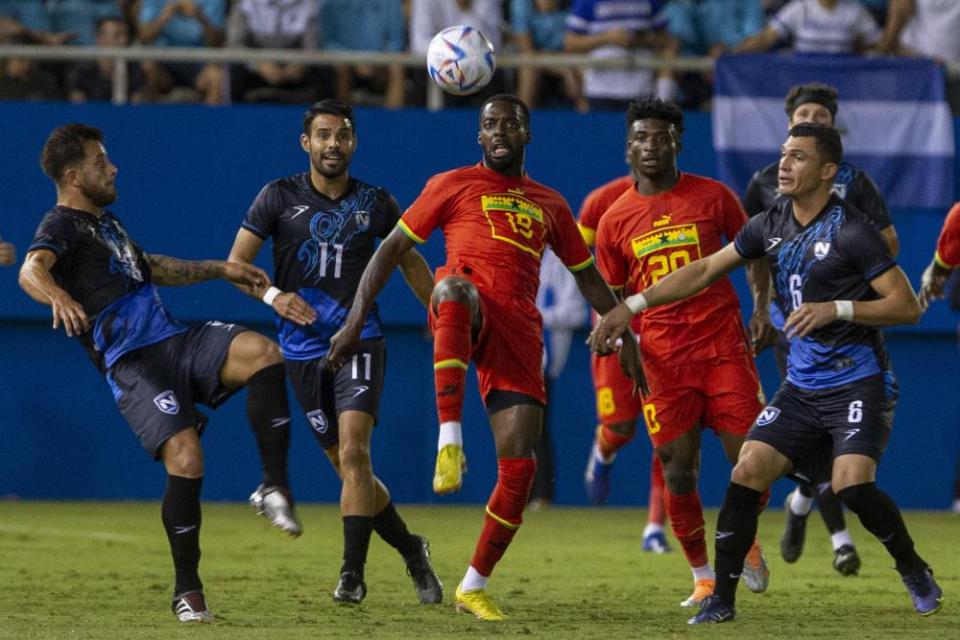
[797,482,814,499]
[341,515,374,577]
[714,482,762,607]
[161,474,203,594]
[373,502,421,559]
[838,482,926,575]
[815,483,847,535]
[246,363,291,489]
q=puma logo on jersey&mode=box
[652,213,672,228]
[290,205,310,219]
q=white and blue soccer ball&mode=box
[426,25,496,96]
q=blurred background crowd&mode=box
[0,0,957,112]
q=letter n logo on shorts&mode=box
[307,409,328,434]
[153,390,180,415]
[755,406,780,427]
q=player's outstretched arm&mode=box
[573,264,649,395]
[784,266,921,338]
[147,254,269,290]
[589,243,745,352]
[397,248,434,309]
[328,226,416,367]
[227,228,316,327]
[19,249,89,336]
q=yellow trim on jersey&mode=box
[631,223,700,260]
[397,219,427,244]
[481,194,544,222]
[578,223,597,248]
[434,358,468,371]
[485,507,520,529]
[567,256,595,273]
[608,283,624,291]
[934,251,957,270]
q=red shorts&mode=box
[640,352,764,448]
[428,271,545,406]
[591,349,643,425]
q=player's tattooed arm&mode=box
[148,254,269,290]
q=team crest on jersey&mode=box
[480,193,546,257]
[631,223,701,259]
[755,406,780,426]
[153,390,180,415]
[814,241,831,260]
[830,183,848,199]
[307,409,328,434]
[354,210,371,231]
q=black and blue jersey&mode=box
[28,206,186,370]
[242,173,401,360]
[735,195,896,390]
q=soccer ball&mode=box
[426,25,496,96]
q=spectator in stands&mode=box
[665,0,765,108]
[46,0,120,45]
[0,13,74,45]
[138,0,226,104]
[227,0,326,104]
[320,0,406,109]
[409,0,504,106]
[736,0,882,55]
[0,34,63,100]
[67,16,145,103]
[876,0,960,112]
[511,0,587,112]
[564,0,678,113]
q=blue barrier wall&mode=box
[1,103,957,507]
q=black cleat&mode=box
[332,571,367,604]
[833,544,861,576]
[780,496,808,563]
[687,595,735,625]
[405,535,443,604]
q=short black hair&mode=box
[788,122,843,165]
[40,123,104,181]
[303,99,356,135]
[784,82,839,120]
[480,94,531,127]
[625,97,684,135]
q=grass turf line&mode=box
[0,502,957,639]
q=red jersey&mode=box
[935,202,960,268]
[399,163,594,305]
[596,173,750,365]
[576,175,635,248]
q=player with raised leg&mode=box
[329,94,644,620]
[20,124,298,622]
[591,123,942,623]
[228,100,442,605]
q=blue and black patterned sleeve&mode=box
[242,181,281,240]
[733,210,768,260]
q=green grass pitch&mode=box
[1,502,957,639]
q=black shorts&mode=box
[106,321,248,459]
[747,374,895,470]
[285,339,387,450]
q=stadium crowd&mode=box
[0,0,958,111]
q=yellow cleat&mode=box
[680,578,715,607]
[455,582,507,621]
[433,444,466,494]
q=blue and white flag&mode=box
[713,54,954,209]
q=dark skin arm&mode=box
[574,264,648,395]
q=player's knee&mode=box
[432,276,478,312]
[162,434,204,478]
[338,440,372,475]
[836,482,875,513]
[662,462,697,494]
[607,420,636,438]
[247,335,283,370]
[731,456,769,490]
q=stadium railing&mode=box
[1,44,957,109]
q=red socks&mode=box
[665,488,709,568]
[470,458,536,576]
[433,301,471,423]
[597,424,633,459]
[648,454,666,526]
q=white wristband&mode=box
[262,286,282,307]
[834,300,854,321]
[625,293,649,314]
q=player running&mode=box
[744,82,900,575]
[592,98,773,607]
[591,123,942,624]
[227,100,442,605]
[578,169,670,552]
[20,124,296,622]
[329,94,644,621]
